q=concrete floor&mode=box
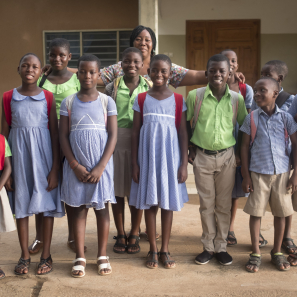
[1,194,297,296]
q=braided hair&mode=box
[130,25,156,58]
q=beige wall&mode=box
[159,34,297,96]
[0,0,138,96]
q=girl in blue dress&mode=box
[130,54,189,269]
[1,53,63,276]
[59,54,117,278]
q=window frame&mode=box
[43,28,133,67]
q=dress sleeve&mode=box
[169,63,189,88]
[244,84,253,109]
[107,96,117,116]
[4,137,12,157]
[100,62,123,86]
[132,95,140,112]
[60,98,68,117]
[239,114,251,135]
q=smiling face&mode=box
[77,61,100,90]
[148,59,172,87]
[133,29,153,60]
[261,64,281,83]
[222,50,238,75]
[121,52,143,78]
[206,61,230,90]
[49,46,71,71]
[18,55,42,84]
[253,79,279,108]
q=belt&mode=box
[197,146,228,155]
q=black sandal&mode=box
[36,255,53,275]
[271,251,290,271]
[113,235,127,254]
[14,257,31,275]
[159,252,176,269]
[127,235,140,254]
[227,231,237,246]
[146,251,158,269]
[245,253,261,273]
[0,268,5,280]
[282,237,297,254]
[259,233,268,248]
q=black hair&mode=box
[206,54,230,70]
[265,60,288,78]
[256,76,280,91]
[77,54,101,70]
[150,54,172,67]
[121,47,143,60]
[130,25,156,58]
[49,38,70,53]
[220,49,237,57]
[19,53,42,66]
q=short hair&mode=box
[19,53,42,66]
[220,49,237,57]
[121,47,143,60]
[265,60,288,78]
[150,54,172,67]
[207,54,230,70]
[256,76,280,91]
[130,25,157,58]
[49,38,70,53]
[77,54,101,70]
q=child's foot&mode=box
[216,252,233,265]
[245,253,261,273]
[127,235,140,254]
[14,257,31,275]
[0,268,5,280]
[36,255,53,275]
[195,250,214,265]
[72,258,86,278]
[282,238,297,254]
[146,251,158,269]
[67,240,87,253]
[159,252,176,269]
[287,254,297,266]
[113,235,127,253]
[97,256,112,276]
[28,239,43,254]
[227,231,237,246]
[271,251,290,271]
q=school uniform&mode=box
[240,105,297,217]
[186,84,247,253]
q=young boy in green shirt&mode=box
[186,54,248,265]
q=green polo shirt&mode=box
[116,76,149,128]
[186,84,247,150]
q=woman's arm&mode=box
[131,110,141,183]
[88,115,118,183]
[0,157,12,190]
[178,112,188,183]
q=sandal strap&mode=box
[73,258,86,264]
[31,240,43,249]
[129,235,140,242]
[72,265,85,272]
[283,237,297,248]
[98,263,111,270]
[98,256,109,261]
[116,235,127,240]
[159,252,171,260]
[17,257,31,268]
[38,255,52,268]
[271,252,289,265]
[147,251,158,263]
[248,253,262,266]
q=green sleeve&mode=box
[186,89,196,121]
[236,94,248,125]
[4,138,11,157]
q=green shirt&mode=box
[4,137,11,157]
[37,74,80,119]
[116,76,149,128]
[186,84,248,150]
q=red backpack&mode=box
[138,92,184,132]
[3,89,53,128]
[238,82,247,100]
[0,134,5,170]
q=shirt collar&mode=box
[12,88,45,101]
[258,104,282,116]
[205,83,230,100]
[118,75,146,89]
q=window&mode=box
[43,30,132,68]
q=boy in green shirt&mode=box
[186,54,247,265]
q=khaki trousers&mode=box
[193,147,236,253]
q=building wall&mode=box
[0,0,139,96]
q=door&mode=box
[186,20,260,94]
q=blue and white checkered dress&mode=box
[129,93,189,211]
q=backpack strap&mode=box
[192,87,207,133]
[39,74,48,88]
[43,90,53,129]
[250,109,260,148]
[3,89,13,126]
[174,93,184,132]
[0,135,5,171]
[275,91,291,109]
[98,91,109,128]
[138,92,147,124]
[230,90,239,134]
[238,82,247,100]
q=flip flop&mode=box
[227,231,237,246]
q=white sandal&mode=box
[97,256,112,276]
[72,258,86,278]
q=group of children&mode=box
[1,33,297,280]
